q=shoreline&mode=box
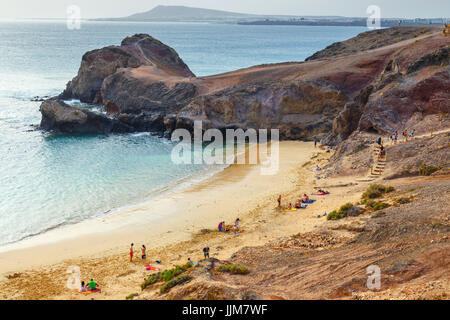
[0,141,322,277]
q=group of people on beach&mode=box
[129,243,147,262]
[278,190,328,211]
[218,218,241,234]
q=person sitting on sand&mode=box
[88,278,100,292]
[287,203,293,210]
[302,194,310,202]
[129,243,134,262]
[80,281,88,293]
[141,245,146,260]
[218,221,223,232]
[295,200,303,209]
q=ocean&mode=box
[0,20,367,246]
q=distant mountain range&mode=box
[94,5,448,26]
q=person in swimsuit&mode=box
[141,245,146,260]
[277,195,281,207]
[129,243,134,262]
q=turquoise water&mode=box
[0,20,367,246]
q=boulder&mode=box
[59,34,194,103]
[39,99,133,134]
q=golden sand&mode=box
[0,141,367,300]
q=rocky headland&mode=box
[40,26,449,142]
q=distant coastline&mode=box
[237,19,444,27]
[90,5,449,27]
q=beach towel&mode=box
[145,265,161,271]
[75,289,100,294]
[285,208,297,212]
[301,199,316,204]
[312,193,329,196]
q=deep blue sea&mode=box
[0,20,367,246]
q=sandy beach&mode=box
[0,141,369,299]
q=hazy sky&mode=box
[1,0,449,19]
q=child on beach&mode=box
[129,243,134,262]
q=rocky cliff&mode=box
[40,27,450,142]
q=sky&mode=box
[0,0,449,20]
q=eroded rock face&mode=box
[59,34,194,103]
[177,81,347,140]
[101,69,197,114]
[358,67,450,134]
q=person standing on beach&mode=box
[277,195,281,207]
[314,138,318,148]
[129,243,134,262]
[203,246,210,259]
[141,245,146,260]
